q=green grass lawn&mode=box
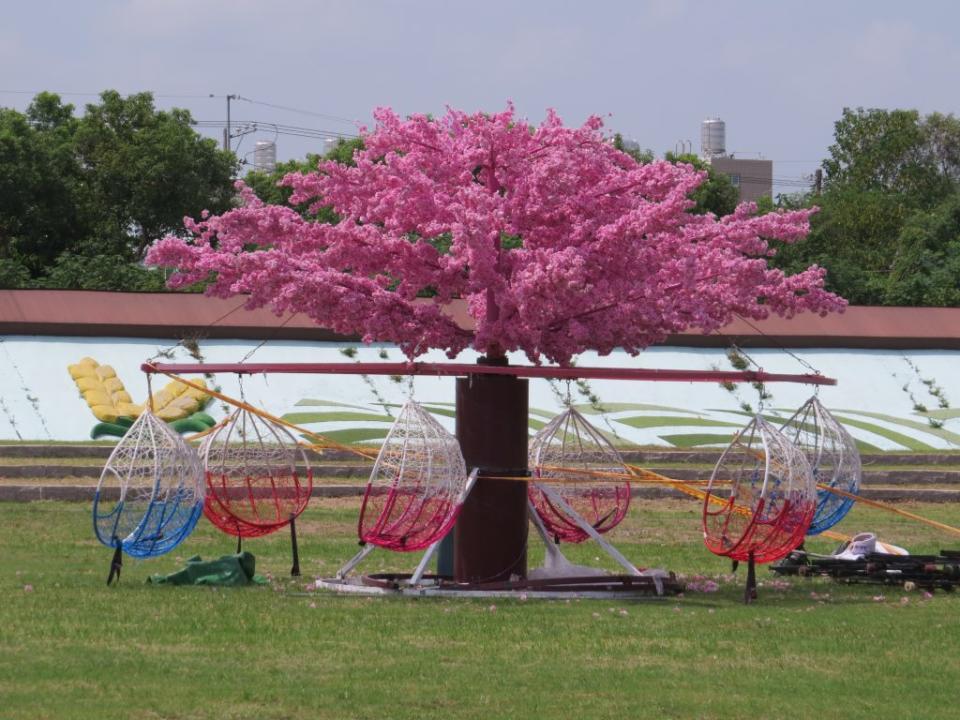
[2,498,960,720]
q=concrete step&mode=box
[3,443,960,466]
[5,462,960,486]
[5,483,960,504]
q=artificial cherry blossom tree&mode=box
[148,105,845,583]
[147,105,845,366]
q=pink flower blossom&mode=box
[23,584,33,592]
[147,105,845,365]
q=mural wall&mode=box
[1,334,959,451]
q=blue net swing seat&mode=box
[93,410,205,583]
[702,416,816,565]
[780,396,861,536]
[528,407,631,543]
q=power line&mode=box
[233,95,360,126]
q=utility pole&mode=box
[814,168,823,195]
[224,94,237,152]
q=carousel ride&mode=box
[90,357,940,602]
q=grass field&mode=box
[2,498,960,720]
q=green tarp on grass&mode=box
[148,552,268,586]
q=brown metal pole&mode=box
[453,357,529,584]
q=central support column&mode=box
[453,358,529,584]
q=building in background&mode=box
[254,140,277,173]
[700,117,773,204]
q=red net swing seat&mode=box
[702,416,816,564]
[200,408,313,538]
[528,407,631,543]
[358,400,469,551]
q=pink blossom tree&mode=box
[147,105,844,366]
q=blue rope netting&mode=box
[780,397,861,536]
[94,411,205,558]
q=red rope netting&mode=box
[200,408,313,538]
[358,400,468,551]
[702,416,816,563]
[528,407,631,543]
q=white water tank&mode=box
[254,140,277,173]
[700,118,726,159]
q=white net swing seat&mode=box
[702,416,816,564]
[201,408,313,539]
[528,407,631,543]
[358,400,469,552]
[780,396,861,536]
[93,410,205,559]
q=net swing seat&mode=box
[339,400,476,582]
[528,407,631,543]
[93,410,205,583]
[201,407,313,574]
[780,396,861,536]
[358,400,470,551]
[702,416,816,601]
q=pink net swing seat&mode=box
[358,400,470,552]
[528,407,631,543]
[702,416,816,565]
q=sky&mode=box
[3,0,959,194]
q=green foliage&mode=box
[34,253,167,291]
[0,91,238,289]
[824,108,954,206]
[244,137,364,221]
[885,193,960,306]
[665,152,739,217]
[0,258,30,289]
[771,108,960,306]
[73,91,238,257]
[612,133,654,164]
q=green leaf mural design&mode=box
[615,415,741,429]
[282,411,394,424]
[837,410,960,446]
[658,433,737,448]
[301,428,389,444]
[574,402,700,415]
[294,399,376,412]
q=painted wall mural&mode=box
[0,335,958,451]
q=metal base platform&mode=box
[315,572,684,600]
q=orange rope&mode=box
[818,483,960,539]
[150,368,379,462]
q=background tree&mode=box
[771,107,960,305]
[0,94,84,281]
[0,91,237,290]
[244,138,363,221]
[665,151,739,217]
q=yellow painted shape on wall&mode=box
[68,358,211,423]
